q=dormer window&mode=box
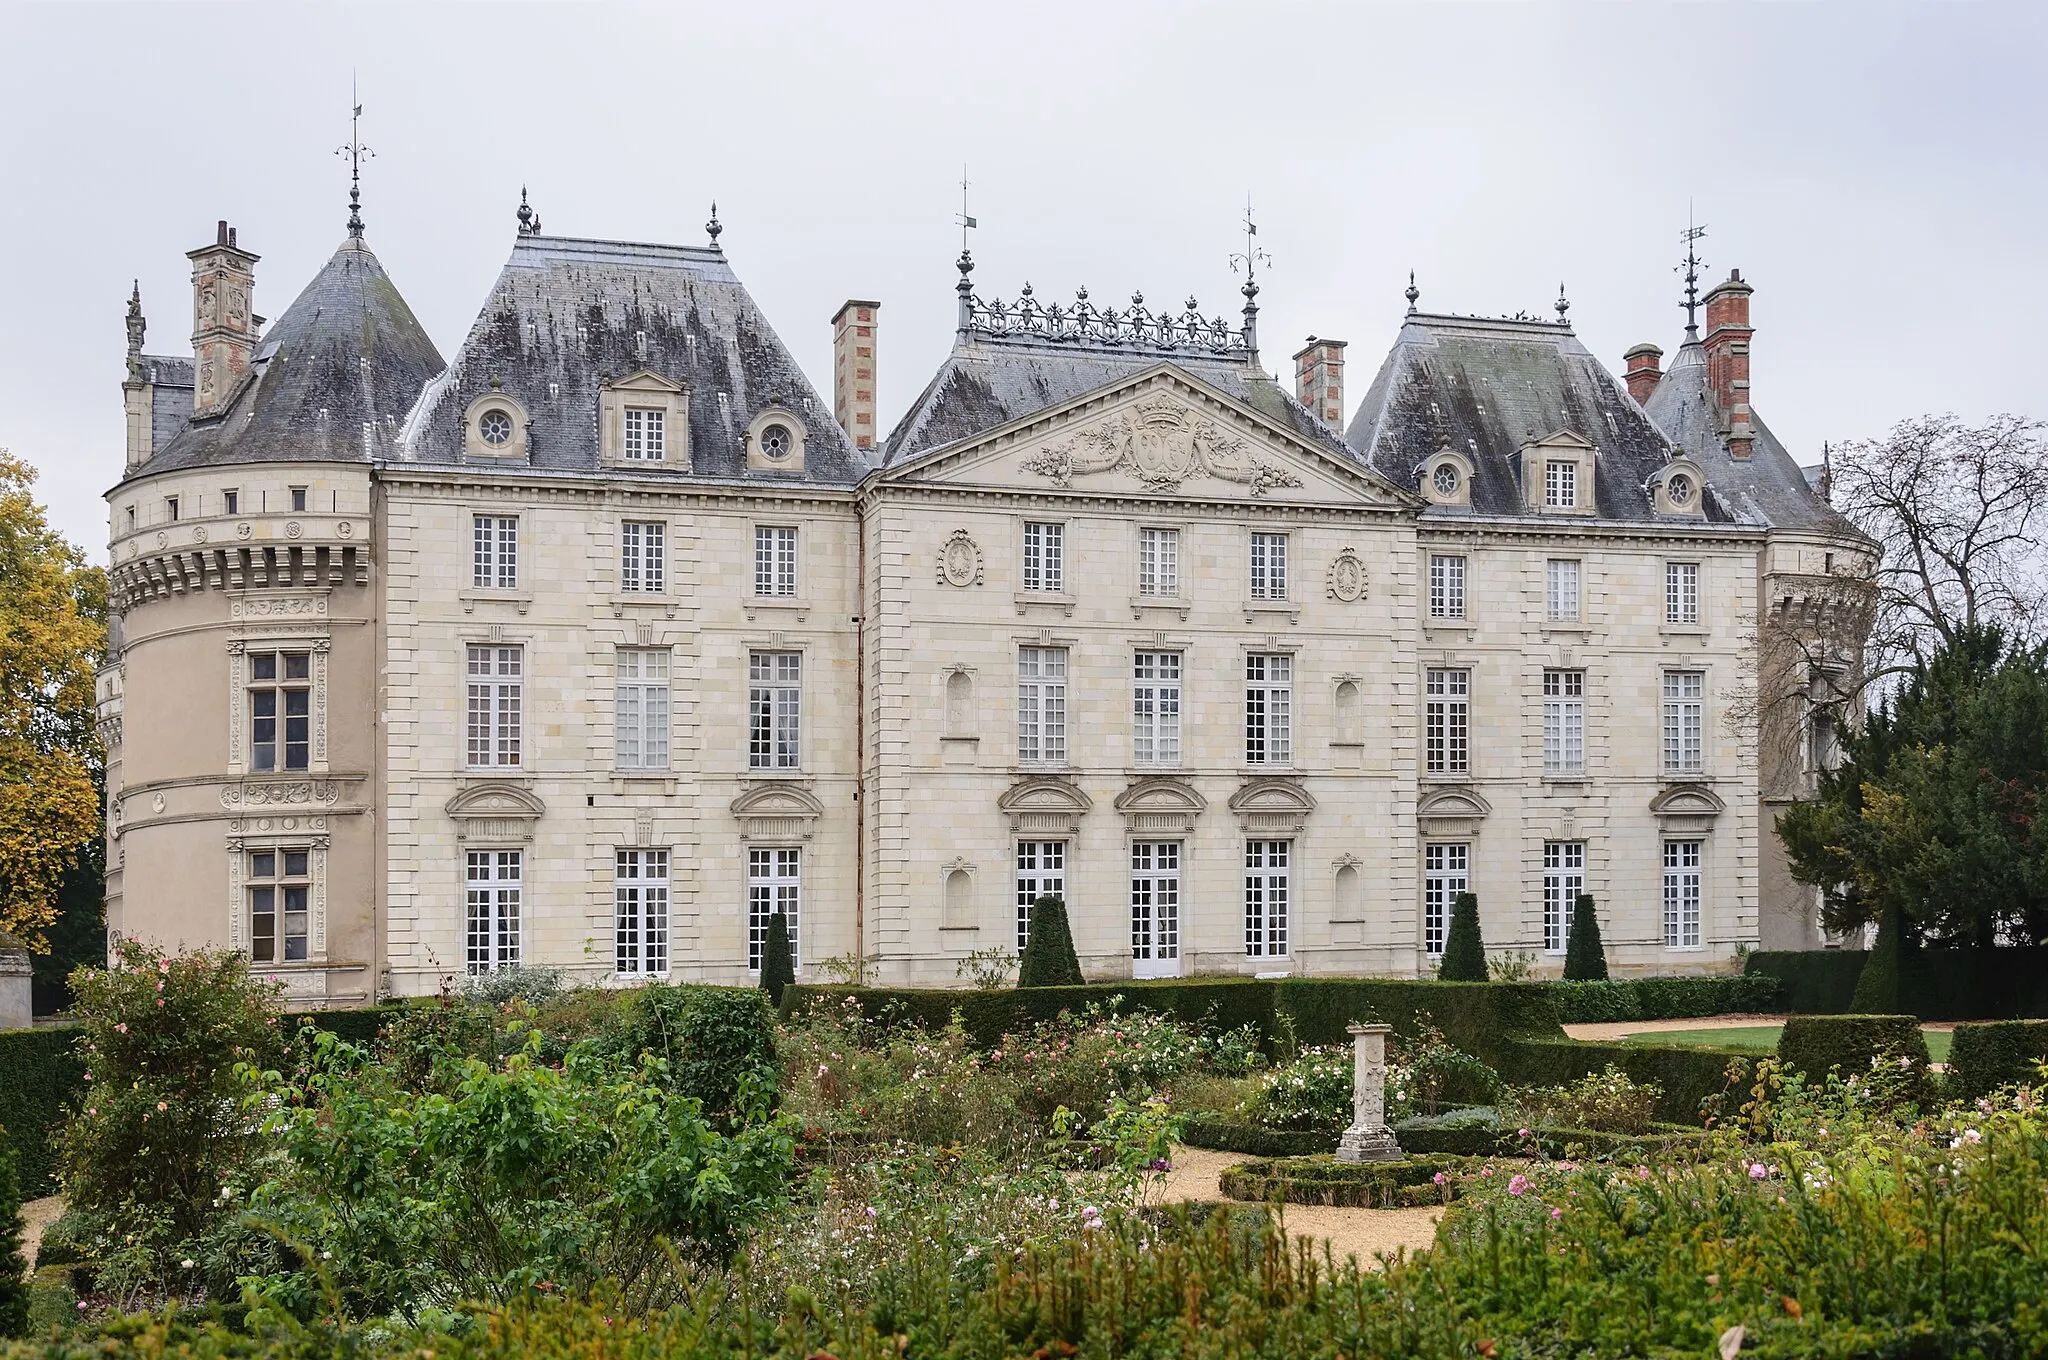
[598,373,688,470]
[1518,432,1596,516]
[758,423,793,461]
[479,410,514,447]
[465,392,534,463]
[1422,448,1474,508]
[624,408,666,460]
[1432,465,1460,497]
[745,407,808,475]
[1544,461,1575,508]
[1649,456,1708,518]
[1666,473,1694,508]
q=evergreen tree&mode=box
[1017,895,1084,988]
[1849,899,1906,1014]
[1563,891,1609,981]
[0,1136,24,1339]
[1437,892,1488,982]
[759,911,796,1007]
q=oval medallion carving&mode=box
[1327,547,1369,603]
[937,530,984,587]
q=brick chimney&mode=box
[187,220,259,419]
[1291,337,1347,431]
[1702,268,1755,458]
[1622,343,1663,404]
[831,299,880,451]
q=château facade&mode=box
[96,198,1872,1004]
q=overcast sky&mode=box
[2,2,2042,552]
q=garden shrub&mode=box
[1218,1152,1469,1208]
[759,912,795,1006]
[1017,895,1084,987]
[585,983,780,1127]
[1437,891,1487,981]
[0,1027,83,1196]
[1548,974,1782,1024]
[1777,1014,1930,1101]
[1562,891,1607,981]
[1743,948,1868,1013]
[1849,901,1906,1013]
[1177,1116,1335,1157]
[1234,1045,1350,1131]
[57,942,284,1241]
[1502,1036,1752,1126]
[459,965,565,1007]
[1505,1063,1662,1134]
[984,1003,1210,1125]
[1946,1019,2048,1103]
[0,1138,29,1339]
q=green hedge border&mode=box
[1218,1153,1468,1208]
[1394,1123,1714,1159]
[1745,948,2048,1020]
[1179,1116,1337,1158]
[1547,975,1781,1024]
[1946,1021,2048,1104]
[1498,1036,1753,1126]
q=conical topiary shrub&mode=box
[759,910,796,1007]
[1017,895,1084,987]
[1563,891,1609,981]
[1437,891,1488,982]
[1849,899,1905,1014]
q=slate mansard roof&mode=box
[139,238,447,476]
[1344,312,1736,525]
[135,355,195,452]
[400,234,864,485]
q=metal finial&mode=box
[1678,205,1708,341]
[1229,198,1270,355]
[1817,440,1834,504]
[125,281,146,380]
[1075,284,1088,303]
[1130,290,1144,309]
[706,202,723,249]
[335,78,374,240]
[516,186,536,236]
[1555,282,1571,324]
[957,166,978,253]
[1185,295,1199,312]
[1405,271,1419,315]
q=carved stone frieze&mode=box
[220,781,341,810]
[1021,396,1305,497]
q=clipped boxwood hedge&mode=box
[1548,974,1782,1024]
[1219,1153,1468,1208]
[1746,947,2048,1020]
[1393,1122,1714,1160]
[1777,1014,1931,1100]
[1179,1116,1337,1158]
[0,1026,85,1196]
[1940,1020,2048,1104]
[1499,1036,1753,1126]
[1744,950,1867,1015]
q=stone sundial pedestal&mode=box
[1335,1022,1403,1163]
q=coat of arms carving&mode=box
[937,529,984,587]
[1020,396,1304,496]
[1327,547,1369,602]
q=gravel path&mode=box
[21,1195,62,1269]
[1560,1013,1793,1042]
[1160,1146,1441,1269]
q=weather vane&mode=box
[336,77,374,240]
[1678,203,1707,340]
[1229,195,1271,286]
[957,166,977,254]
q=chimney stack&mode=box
[1702,268,1755,459]
[186,221,260,419]
[1291,337,1347,431]
[831,299,880,451]
[1622,343,1663,403]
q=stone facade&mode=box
[97,209,1873,1002]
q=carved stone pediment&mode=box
[1418,785,1492,837]
[731,782,825,841]
[606,368,686,395]
[1229,777,1316,834]
[997,776,1093,835]
[1020,394,1305,497]
[1114,776,1207,836]
[1650,783,1724,833]
[446,783,545,844]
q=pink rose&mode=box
[1508,1174,1529,1196]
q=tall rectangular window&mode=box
[249,651,311,772]
[166,496,180,522]
[1130,841,1181,965]
[1423,842,1467,957]
[1016,841,1067,950]
[1545,460,1576,508]
[1132,652,1182,766]
[1666,561,1700,624]
[1017,647,1068,764]
[473,515,518,589]
[1546,559,1580,622]
[466,646,523,768]
[1429,554,1466,619]
[1022,522,1064,592]
[1663,839,1702,948]
[248,848,309,964]
[1663,670,1705,774]
[1543,669,1586,775]
[623,407,666,461]
[748,847,801,970]
[615,849,670,977]
[1245,653,1292,766]
[748,652,802,770]
[620,521,665,593]
[1425,668,1470,774]
[465,850,522,974]
[222,489,239,516]
[615,649,672,770]
[1250,532,1289,600]
[754,525,797,596]
[1543,841,1585,953]
[1138,528,1179,597]
[1244,839,1290,958]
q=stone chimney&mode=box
[1703,268,1755,459]
[831,299,880,451]
[187,220,260,419]
[1622,343,1663,404]
[1292,337,1347,431]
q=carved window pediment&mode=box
[997,776,1093,835]
[1650,783,1724,833]
[1229,777,1316,834]
[1418,785,1491,836]
[446,782,545,844]
[731,781,825,840]
[1114,776,1206,836]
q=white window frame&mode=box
[1429,554,1466,620]
[1245,653,1293,766]
[747,847,801,970]
[623,406,667,461]
[1138,526,1180,597]
[748,651,802,770]
[615,849,670,977]
[465,645,523,769]
[465,850,522,974]
[1425,668,1470,775]
[1249,532,1289,601]
[1666,561,1700,625]
[1545,459,1576,509]
[1663,839,1702,948]
[754,525,798,597]
[472,515,518,589]
[1543,669,1586,776]
[1662,670,1705,775]
[248,649,312,773]
[1423,842,1467,957]
[620,520,665,594]
[615,648,672,771]
[1244,839,1290,958]
[247,846,311,964]
[1016,840,1067,951]
[1132,651,1182,767]
[1022,521,1065,593]
[1017,646,1068,765]
[1546,558,1581,622]
[1130,840,1181,964]
[1543,841,1585,953]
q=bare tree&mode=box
[1829,413,2048,681]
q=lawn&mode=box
[1625,1024,1954,1064]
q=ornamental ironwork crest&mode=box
[936,529,984,587]
[1020,396,1303,496]
[1327,547,1369,602]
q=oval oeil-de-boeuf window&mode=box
[480,409,514,446]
